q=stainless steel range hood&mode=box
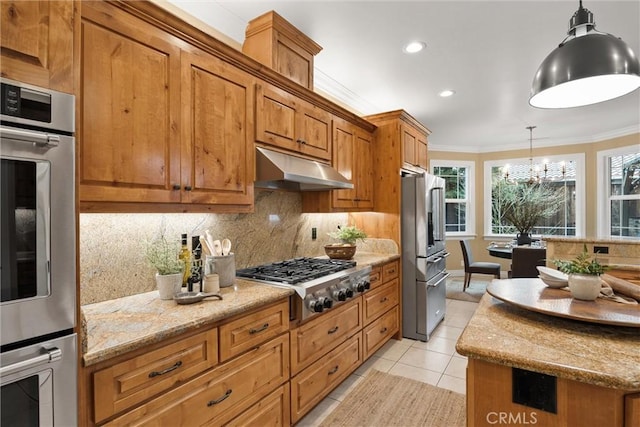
[255,147,354,191]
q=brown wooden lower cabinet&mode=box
[222,383,291,427]
[290,333,363,423]
[363,305,399,359]
[104,333,289,426]
[467,358,637,427]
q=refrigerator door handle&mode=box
[431,187,445,242]
[428,272,450,288]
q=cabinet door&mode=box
[401,124,418,166]
[363,306,398,359]
[181,49,254,206]
[255,83,298,152]
[296,102,332,160]
[417,134,428,169]
[354,129,374,209]
[331,117,357,209]
[0,0,74,93]
[79,2,181,203]
[223,383,291,427]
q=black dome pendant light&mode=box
[529,0,640,109]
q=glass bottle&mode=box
[179,233,190,287]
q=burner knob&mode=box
[322,297,333,309]
[333,290,346,301]
[310,300,324,313]
[363,280,371,290]
[356,282,365,293]
[344,288,354,298]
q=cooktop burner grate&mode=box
[236,257,356,284]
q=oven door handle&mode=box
[428,272,450,288]
[1,126,60,148]
[0,347,62,377]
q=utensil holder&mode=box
[209,253,235,288]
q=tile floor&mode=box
[297,298,479,426]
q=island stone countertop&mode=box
[81,252,398,367]
[456,293,640,391]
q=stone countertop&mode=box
[544,237,640,245]
[456,294,640,391]
[81,252,398,367]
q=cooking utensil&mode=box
[221,238,231,256]
[173,291,223,305]
[205,230,217,254]
[212,240,222,256]
[199,236,212,256]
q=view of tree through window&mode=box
[490,160,576,236]
[433,166,468,233]
[609,152,640,237]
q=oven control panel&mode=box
[302,267,371,319]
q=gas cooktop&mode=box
[235,257,356,285]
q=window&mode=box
[484,154,585,238]
[431,161,474,236]
[597,147,640,238]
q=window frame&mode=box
[483,153,586,238]
[430,160,475,238]
[596,145,640,238]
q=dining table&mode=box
[486,244,514,259]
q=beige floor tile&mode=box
[437,374,467,395]
[411,336,458,355]
[388,362,442,386]
[397,347,452,373]
[355,355,395,376]
[443,314,474,328]
[444,356,468,379]
[296,396,341,426]
[328,373,365,401]
[431,324,465,341]
[374,339,412,361]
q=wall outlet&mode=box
[311,227,317,240]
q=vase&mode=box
[516,232,532,246]
[568,274,602,301]
[156,272,183,300]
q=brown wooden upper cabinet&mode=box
[402,123,429,169]
[78,2,254,211]
[255,82,332,161]
[0,0,75,93]
[302,117,374,212]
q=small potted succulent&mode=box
[553,245,608,301]
[145,233,184,300]
[325,225,367,259]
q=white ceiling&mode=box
[168,0,640,152]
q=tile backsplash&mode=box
[79,190,397,305]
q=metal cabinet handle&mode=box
[207,389,232,406]
[387,269,396,274]
[380,327,388,334]
[184,185,192,191]
[148,360,182,378]
[380,297,388,303]
[249,323,269,334]
[172,184,181,190]
[328,366,339,375]
[327,326,339,334]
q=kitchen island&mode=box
[456,285,640,427]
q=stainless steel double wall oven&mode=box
[1,78,77,426]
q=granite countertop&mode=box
[81,252,398,367]
[544,236,640,245]
[456,294,640,391]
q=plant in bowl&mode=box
[145,233,184,299]
[325,225,367,259]
[553,245,608,301]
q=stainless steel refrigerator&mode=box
[401,172,449,341]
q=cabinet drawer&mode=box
[290,297,362,375]
[382,260,399,283]
[363,279,399,325]
[363,306,399,359]
[219,300,289,362]
[106,334,289,426]
[223,383,290,427]
[369,266,382,289]
[93,328,218,423]
[291,333,362,423]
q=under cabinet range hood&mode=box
[254,147,354,191]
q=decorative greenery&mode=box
[328,225,367,245]
[144,233,184,275]
[492,179,563,235]
[553,245,608,276]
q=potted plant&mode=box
[553,245,608,301]
[492,179,562,245]
[145,233,185,300]
[325,225,367,259]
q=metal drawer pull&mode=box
[249,323,269,334]
[328,366,339,375]
[380,327,388,334]
[327,326,339,334]
[387,269,395,274]
[380,297,388,303]
[207,389,232,406]
[148,360,183,378]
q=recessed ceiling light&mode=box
[439,89,456,97]
[403,41,426,54]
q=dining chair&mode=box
[510,247,547,278]
[460,240,501,291]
